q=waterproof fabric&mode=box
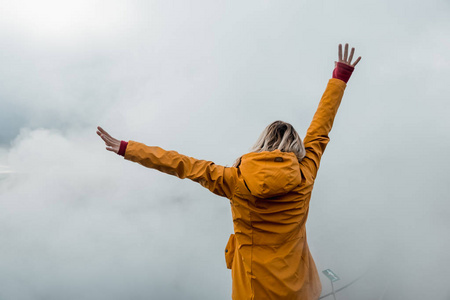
[123,78,347,300]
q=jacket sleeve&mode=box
[123,141,237,199]
[301,78,346,178]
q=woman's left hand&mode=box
[97,126,120,153]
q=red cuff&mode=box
[332,62,354,83]
[118,140,128,157]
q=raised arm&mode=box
[301,43,361,178]
[96,127,237,199]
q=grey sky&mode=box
[1,1,450,299]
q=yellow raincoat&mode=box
[123,78,347,299]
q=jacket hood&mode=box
[239,150,301,198]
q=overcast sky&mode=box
[1,1,450,299]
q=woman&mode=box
[97,43,361,300]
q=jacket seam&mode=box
[249,209,254,299]
[250,236,303,247]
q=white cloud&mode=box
[0,0,133,41]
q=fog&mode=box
[1,1,449,299]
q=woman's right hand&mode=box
[337,43,361,67]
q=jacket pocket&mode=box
[225,234,236,269]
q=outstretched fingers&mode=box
[344,43,348,61]
[101,134,115,146]
[97,126,120,154]
[98,127,119,142]
[337,43,362,67]
[352,56,362,67]
[348,47,355,64]
[97,126,112,138]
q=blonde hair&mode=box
[233,120,306,167]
